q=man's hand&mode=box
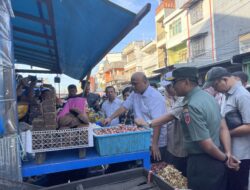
[151,143,161,161]
[226,154,241,171]
[103,117,112,126]
[135,118,148,127]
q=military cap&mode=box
[203,67,231,88]
[167,67,198,81]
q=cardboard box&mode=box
[44,112,57,125]
[42,105,56,113]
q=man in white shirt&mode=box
[104,72,167,162]
[101,86,122,126]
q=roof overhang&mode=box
[11,0,151,80]
[231,52,250,64]
[153,65,175,74]
[174,58,242,75]
[181,0,201,9]
[188,32,208,40]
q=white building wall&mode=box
[104,53,123,63]
[188,0,214,65]
[141,42,158,77]
[214,0,250,61]
[123,42,145,80]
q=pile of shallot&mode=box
[94,125,146,135]
[158,165,188,189]
[151,162,168,174]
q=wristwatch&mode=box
[146,120,152,128]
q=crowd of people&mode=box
[102,67,250,190]
[15,66,250,190]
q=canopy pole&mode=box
[58,82,60,99]
[82,71,91,96]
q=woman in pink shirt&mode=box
[57,97,89,129]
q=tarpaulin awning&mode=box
[11,0,150,79]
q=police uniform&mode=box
[170,67,227,190]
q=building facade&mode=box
[213,0,250,61]
[94,63,105,93]
[141,40,159,77]
[164,8,188,66]
[157,0,250,68]
[184,0,215,65]
[123,41,145,81]
[103,53,125,91]
[155,0,175,69]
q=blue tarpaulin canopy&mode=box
[11,0,150,79]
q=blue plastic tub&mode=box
[94,127,151,156]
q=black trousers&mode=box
[227,159,250,190]
[187,154,227,190]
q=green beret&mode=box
[167,67,198,81]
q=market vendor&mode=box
[135,67,239,190]
[104,72,167,162]
[57,97,89,128]
[101,86,122,126]
[66,84,78,100]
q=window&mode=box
[169,18,182,37]
[127,51,136,62]
[190,1,203,25]
[191,36,205,58]
[178,49,187,62]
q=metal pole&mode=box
[82,71,91,96]
[58,82,60,98]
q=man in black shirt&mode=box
[79,80,100,112]
[66,84,77,100]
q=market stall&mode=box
[0,0,153,184]
[22,148,150,177]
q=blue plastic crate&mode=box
[94,127,151,156]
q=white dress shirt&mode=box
[102,98,122,126]
[123,86,167,147]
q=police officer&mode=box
[169,67,228,190]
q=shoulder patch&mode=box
[183,108,191,125]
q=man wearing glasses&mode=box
[205,67,250,190]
